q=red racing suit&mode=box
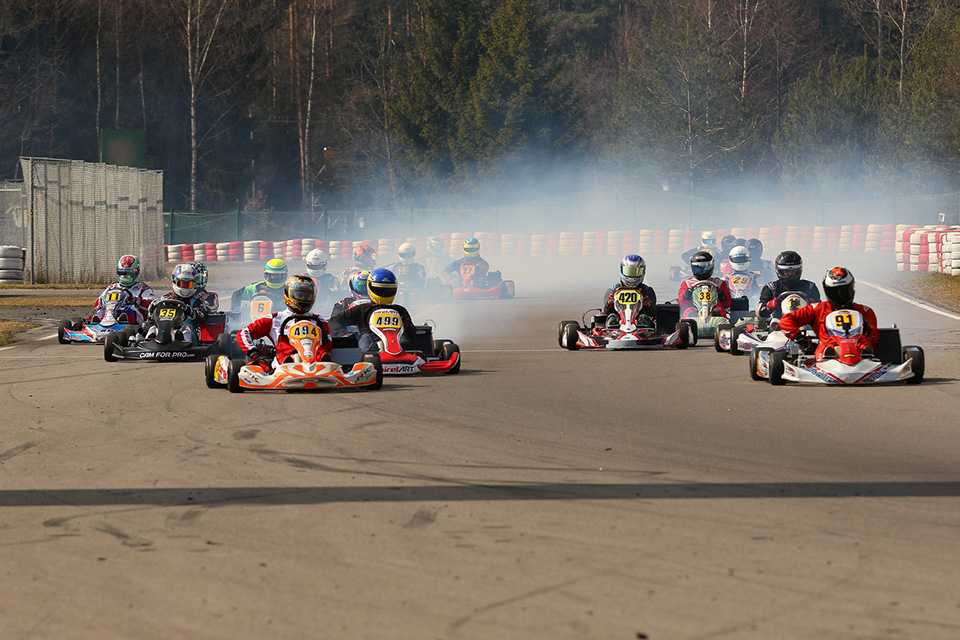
[237,309,332,366]
[677,276,732,318]
[778,300,879,361]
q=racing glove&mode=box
[765,298,779,311]
[792,334,811,353]
[681,288,692,300]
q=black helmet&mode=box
[823,266,855,307]
[720,235,736,254]
[690,250,715,280]
[746,238,763,259]
[775,250,803,283]
[733,237,746,248]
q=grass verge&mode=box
[882,273,960,314]
[0,320,41,345]
[0,296,95,307]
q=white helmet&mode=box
[728,246,751,273]
[398,242,416,265]
[171,263,199,298]
[701,230,716,246]
[305,248,328,277]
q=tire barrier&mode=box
[895,225,960,274]
[0,245,26,284]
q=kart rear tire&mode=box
[768,351,787,386]
[103,332,120,362]
[714,323,731,352]
[440,342,461,374]
[558,320,578,347]
[563,322,580,350]
[750,347,771,381]
[904,346,924,384]
[499,280,515,298]
[729,325,744,356]
[227,358,246,393]
[57,318,73,344]
[680,319,698,346]
[362,352,384,390]
[205,354,224,389]
[433,339,450,357]
[669,266,680,281]
[217,331,232,356]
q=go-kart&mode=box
[680,280,747,339]
[719,292,811,356]
[104,297,231,362]
[450,263,515,299]
[227,292,283,330]
[368,307,460,374]
[205,322,383,392]
[559,289,695,350]
[59,288,140,344]
[750,309,924,385]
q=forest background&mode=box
[1,0,959,229]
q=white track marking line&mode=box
[860,280,960,321]
[0,346,15,352]
[37,333,59,340]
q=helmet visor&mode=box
[621,265,643,278]
[265,270,287,285]
[777,265,802,281]
[174,278,196,290]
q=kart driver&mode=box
[92,255,156,324]
[678,250,732,318]
[143,263,212,343]
[779,266,879,361]
[304,248,339,308]
[384,242,427,290]
[723,246,762,300]
[237,275,333,372]
[757,250,821,318]
[328,268,417,353]
[187,260,219,312]
[602,254,657,320]
[339,244,377,289]
[681,230,718,263]
[230,258,288,312]
[443,237,491,285]
[746,238,775,282]
[330,269,371,316]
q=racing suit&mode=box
[779,300,879,362]
[237,309,332,370]
[678,276,732,318]
[329,302,417,352]
[443,256,491,286]
[385,261,427,290]
[602,283,657,317]
[757,279,821,318]
[330,295,370,318]
[93,281,156,324]
[144,292,212,343]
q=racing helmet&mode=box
[690,250,715,280]
[264,258,288,289]
[700,230,716,246]
[188,261,208,289]
[823,266,855,307]
[733,237,747,248]
[463,237,480,258]
[283,274,317,314]
[746,238,763,260]
[117,255,140,287]
[728,246,751,273]
[720,235,736,255]
[775,250,803,283]
[398,242,416,265]
[367,268,398,305]
[620,254,646,287]
[349,269,370,298]
[304,248,329,278]
[171,263,199,298]
[354,244,377,270]
[428,236,445,254]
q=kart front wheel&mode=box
[205,354,224,389]
[729,325,744,356]
[57,318,73,344]
[675,321,691,349]
[103,332,120,362]
[558,320,577,347]
[750,347,771,381]
[904,346,924,384]
[714,323,731,352]
[680,319,698,346]
[362,352,384,390]
[562,322,580,350]
[440,342,461,374]
[768,351,787,386]
[227,358,246,393]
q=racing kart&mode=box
[719,292,811,356]
[750,309,924,385]
[104,297,231,362]
[205,321,383,392]
[450,263,515,299]
[227,292,283,330]
[559,289,696,350]
[681,280,748,339]
[368,307,460,374]
[58,288,139,344]
[395,277,454,306]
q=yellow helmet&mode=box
[463,237,480,258]
[264,258,288,289]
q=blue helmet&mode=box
[349,269,370,298]
[620,254,646,287]
[690,250,714,280]
[367,268,398,304]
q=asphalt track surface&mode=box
[1,256,959,639]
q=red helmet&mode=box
[353,244,377,269]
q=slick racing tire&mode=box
[562,322,580,350]
[57,318,73,344]
[669,266,681,281]
[205,354,224,389]
[714,323,731,352]
[558,320,578,348]
[680,319,698,346]
[103,332,120,362]
[674,321,691,349]
[433,339,451,357]
[750,347,772,381]
[904,346,924,384]
[729,325,745,356]
[362,352,384,390]
[227,358,246,393]
[768,351,787,386]
[440,342,461,374]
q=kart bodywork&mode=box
[59,289,139,344]
[560,293,695,350]
[104,298,230,362]
[451,263,515,299]
[368,308,460,374]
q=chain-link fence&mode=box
[19,158,164,284]
[0,179,27,249]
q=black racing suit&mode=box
[757,278,822,318]
[328,302,417,352]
